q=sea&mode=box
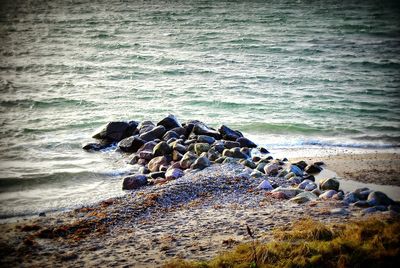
[1,0,399,220]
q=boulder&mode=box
[222,140,241,149]
[153,141,172,157]
[222,148,247,159]
[172,143,187,154]
[192,123,221,139]
[162,130,179,141]
[305,164,322,174]
[319,178,340,191]
[170,127,186,137]
[122,175,147,190]
[93,121,137,142]
[157,114,181,130]
[191,156,211,170]
[137,141,157,153]
[138,121,155,134]
[180,152,198,169]
[197,135,215,144]
[257,180,273,190]
[218,125,243,141]
[148,156,168,172]
[298,179,313,190]
[165,168,184,180]
[367,191,394,206]
[207,148,220,162]
[236,137,257,148]
[118,136,146,153]
[212,142,225,153]
[264,163,280,176]
[172,150,183,161]
[137,150,153,160]
[139,125,166,142]
[194,143,211,155]
[241,159,256,169]
[259,147,269,154]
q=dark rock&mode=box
[139,125,166,142]
[353,200,370,208]
[256,162,267,173]
[149,171,166,179]
[157,114,181,130]
[319,178,340,191]
[172,143,187,154]
[367,191,394,206]
[303,174,315,182]
[191,156,211,170]
[222,148,247,159]
[82,142,111,151]
[128,154,139,165]
[138,166,150,174]
[137,150,153,160]
[153,141,172,157]
[305,164,322,174]
[122,175,148,190]
[241,159,256,169]
[388,204,400,213]
[192,123,221,139]
[240,147,251,157]
[314,161,325,166]
[184,139,196,146]
[92,121,136,142]
[137,158,148,165]
[180,151,197,169]
[148,156,169,172]
[361,207,378,214]
[293,160,307,170]
[197,135,215,144]
[166,137,177,145]
[187,143,195,152]
[319,190,337,199]
[172,150,183,161]
[259,147,269,154]
[266,156,273,160]
[343,192,358,204]
[137,141,157,153]
[165,168,184,180]
[163,130,179,141]
[138,121,155,134]
[170,127,186,137]
[217,125,243,141]
[207,148,220,161]
[252,156,261,163]
[194,143,211,155]
[39,212,46,217]
[212,142,225,153]
[282,158,288,162]
[236,137,257,148]
[118,136,146,153]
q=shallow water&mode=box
[0,0,400,218]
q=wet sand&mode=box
[1,152,399,267]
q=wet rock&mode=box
[251,170,264,178]
[195,143,211,155]
[191,156,211,170]
[39,212,46,217]
[259,147,269,154]
[222,140,240,149]
[388,204,400,213]
[314,161,325,166]
[165,168,184,180]
[93,121,137,142]
[138,121,155,134]
[236,137,257,148]
[343,192,359,204]
[319,190,337,200]
[257,180,273,190]
[319,178,340,191]
[149,171,166,179]
[271,187,302,198]
[240,159,256,169]
[172,143,187,154]
[367,191,394,206]
[218,125,243,141]
[292,160,307,170]
[305,183,317,191]
[305,164,322,174]
[302,174,315,182]
[137,141,157,153]
[157,114,181,130]
[139,125,166,142]
[290,165,303,176]
[197,135,215,144]
[138,166,150,174]
[82,142,111,151]
[122,175,148,190]
[192,123,221,139]
[138,150,153,160]
[311,189,322,196]
[354,188,370,200]
[170,127,186,137]
[256,162,267,173]
[128,154,139,165]
[214,156,225,163]
[264,163,280,176]
[290,192,318,204]
[153,141,172,157]
[180,152,198,169]
[118,136,146,153]
[212,142,225,153]
[163,130,179,141]
[252,156,261,163]
[148,156,169,172]
[172,150,183,161]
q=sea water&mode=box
[0,0,399,219]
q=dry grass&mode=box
[164,217,400,268]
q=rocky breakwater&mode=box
[83,115,400,216]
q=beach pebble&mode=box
[270,191,288,199]
[298,179,313,190]
[292,160,307,170]
[353,200,370,208]
[290,192,317,204]
[82,142,110,151]
[250,170,264,178]
[288,177,302,185]
[122,174,148,190]
[272,187,302,198]
[257,180,273,190]
[319,178,340,191]
[256,162,267,174]
[284,172,295,179]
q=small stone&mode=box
[270,191,288,199]
[259,147,269,154]
[277,169,289,178]
[305,183,317,191]
[172,143,187,154]
[222,157,239,164]
[82,142,111,151]
[148,156,169,172]
[284,172,296,179]
[192,123,221,139]
[149,171,166,179]
[305,164,322,174]
[271,187,302,198]
[250,170,264,178]
[122,175,148,190]
[39,212,46,217]
[172,150,183,161]
[343,192,359,204]
[319,178,340,191]
[257,180,273,190]
[361,207,378,215]
[292,160,307,170]
[290,192,317,204]
[298,179,313,190]
[138,150,153,160]
[256,162,267,174]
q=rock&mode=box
[93,121,137,142]
[319,190,337,200]
[218,125,243,141]
[138,150,153,160]
[162,130,179,141]
[319,178,340,191]
[137,141,157,153]
[305,164,322,174]
[165,168,184,180]
[257,180,273,190]
[271,187,303,198]
[122,175,148,190]
[290,192,318,204]
[157,114,181,130]
[222,148,247,159]
[290,165,303,176]
[303,174,315,182]
[197,135,215,144]
[138,121,155,134]
[298,179,313,190]
[194,143,211,155]
[148,156,169,172]
[128,154,139,165]
[222,157,239,164]
[82,142,111,151]
[252,156,261,162]
[292,160,307,170]
[170,127,186,137]
[118,136,146,153]
[172,143,187,154]
[153,141,172,157]
[354,188,370,200]
[343,192,359,204]
[333,192,344,200]
[138,166,150,174]
[270,191,288,199]
[288,177,302,185]
[223,141,240,149]
[192,123,221,139]
[191,156,211,170]
[207,148,220,161]
[330,208,349,215]
[277,169,288,178]
[256,162,267,173]
[172,150,183,161]
[180,152,198,169]
[388,204,400,213]
[149,171,166,179]
[241,159,256,169]
[361,207,379,215]
[305,183,317,191]
[264,163,280,176]
[311,189,322,196]
[214,157,225,163]
[284,172,296,179]
[251,170,264,178]
[212,142,225,153]
[367,191,394,206]
[240,147,251,157]
[353,200,371,208]
[259,147,269,154]
[236,137,257,148]
[314,161,325,166]
[139,125,167,142]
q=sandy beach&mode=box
[1,151,399,267]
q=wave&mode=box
[0,98,94,109]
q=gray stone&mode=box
[290,192,318,204]
[162,130,179,141]
[271,187,303,198]
[222,140,241,149]
[218,125,243,141]
[118,136,146,153]
[149,171,166,179]
[197,135,215,144]
[192,123,221,139]
[139,125,167,142]
[319,190,337,200]
[264,163,280,176]
[257,180,273,190]
[343,192,359,204]
[148,156,169,172]
[305,183,317,191]
[330,208,349,215]
[195,143,211,155]
[236,137,257,148]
